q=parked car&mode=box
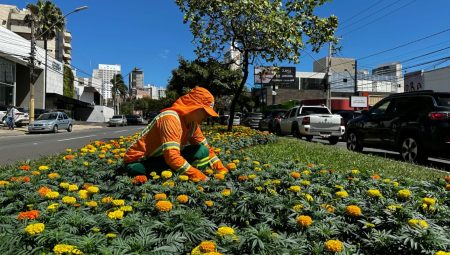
[126,115,146,125]
[277,105,345,144]
[219,112,241,126]
[28,111,73,133]
[146,111,160,123]
[0,105,7,122]
[346,91,450,162]
[108,115,127,127]
[242,112,264,129]
[335,110,362,140]
[1,107,29,127]
[259,109,287,132]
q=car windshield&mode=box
[37,113,58,120]
[436,95,450,107]
[112,115,122,119]
[301,107,330,114]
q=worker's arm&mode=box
[190,125,228,173]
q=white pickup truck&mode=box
[276,105,345,144]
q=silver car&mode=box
[28,112,73,133]
[108,115,127,127]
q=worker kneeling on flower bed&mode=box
[122,87,228,181]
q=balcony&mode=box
[9,24,30,34]
[9,13,27,21]
[64,31,72,40]
[63,52,72,60]
[63,42,72,49]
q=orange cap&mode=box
[164,87,218,117]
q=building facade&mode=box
[404,66,450,92]
[93,64,121,103]
[129,68,144,98]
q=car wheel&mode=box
[346,131,362,152]
[329,136,339,145]
[53,125,58,133]
[291,124,301,139]
[275,124,283,136]
[67,124,72,132]
[400,136,427,163]
[305,135,313,142]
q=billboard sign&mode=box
[269,67,296,88]
[404,71,423,92]
[350,96,368,108]
[254,66,278,84]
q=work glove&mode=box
[213,161,228,174]
[186,167,208,182]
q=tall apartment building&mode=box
[129,68,144,98]
[0,4,73,64]
[224,42,241,71]
[93,64,121,102]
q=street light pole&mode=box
[29,6,88,123]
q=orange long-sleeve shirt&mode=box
[124,110,226,174]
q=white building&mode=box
[224,42,241,71]
[405,66,450,92]
[93,64,121,102]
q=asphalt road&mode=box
[0,125,144,166]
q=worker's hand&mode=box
[215,165,229,174]
[185,167,208,181]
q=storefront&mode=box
[0,57,15,106]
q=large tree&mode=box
[167,57,241,97]
[176,0,338,130]
[110,74,128,114]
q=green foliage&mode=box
[63,65,74,98]
[27,0,64,42]
[167,57,242,97]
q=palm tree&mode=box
[26,0,64,100]
[111,74,128,114]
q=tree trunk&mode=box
[227,50,249,131]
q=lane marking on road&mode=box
[57,135,96,142]
[114,130,130,133]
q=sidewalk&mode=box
[0,121,105,137]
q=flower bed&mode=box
[0,126,449,255]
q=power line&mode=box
[339,0,385,26]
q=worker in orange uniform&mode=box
[122,87,228,181]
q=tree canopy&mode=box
[175,0,338,130]
[167,57,242,97]
[27,0,64,42]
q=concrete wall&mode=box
[424,66,450,92]
[84,105,114,122]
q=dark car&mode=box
[346,91,450,163]
[242,112,263,129]
[126,115,146,125]
[336,110,362,140]
[146,111,160,123]
[259,109,287,132]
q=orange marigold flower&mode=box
[238,175,248,181]
[290,172,301,179]
[154,193,167,200]
[18,210,40,220]
[38,186,52,197]
[11,176,30,183]
[324,239,344,253]
[321,204,335,213]
[226,162,237,170]
[296,215,313,228]
[371,174,381,180]
[199,241,216,252]
[64,154,75,161]
[155,201,173,212]
[19,165,30,171]
[444,175,450,182]
[214,173,225,180]
[177,195,189,204]
[204,200,214,207]
[346,205,362,217]
[446,184,450,191]
[132,175,148,185]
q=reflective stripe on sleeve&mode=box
[210,156,220,165]
[176,160,191,173]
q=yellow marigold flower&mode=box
[232,159,239,164]
[291,172,301,179]
[422,197,436,206]
[351,169,360,175]
[199,241,216,252]
[300,180,311,186]
[102,197,113,203]
[346,205,362,217]
[47,203,59,212]
[177,195,189,204]
[53,244,81,255]
[303,193,314,202]
[87,186,99,194]
[25,222,45,235]
[155,201,173,212]
[32,171,40,176]
[254,167,262,171]
[154,193,167,200]
[217,226,235,237]
[197,185,204,192]
[446,184,450,191]
[83,161,89,166]
[66,148,72,153]
[268,189,278,195]
[408,219,429,229]
[386,204,402,212]
[255,186,263,192]
[398,189,411,199]
[107,210,124,220]
[59,182,70,189]
[302,170,311,176]
[161,170,173,179]
[324,239,344,253]
[120,205,133,212]
[0,180,10,186]
[162,181,175,187]
[46,191,60,199]
[393,181,399,186]
[179,175,189,181]
[252,161,260,166]
[112,199,125,206]
[68,184,79,191]
[85,201,98,208]
[91,227,100,233]
[106,233,117,239]
[271,179,281,185]
[77,190,88,200]
[38,165,49,171]
[248,174,257,180]
[98,154,106,159]
[214,173,225,180]
[321,204,335,213]
[205,169,214,175]
[288,186,301,192]
[292,204,303,212]
[435,251,450,255]
[336,190,349,198]
[296,215,313,228]
[367,189,382,198]
[263,163,270,168]
[205,200,214,207]
[221,188,231,197]
[62,196,77,205]
[365,223,376,229]
[47,173,60,179]
[226,162,237,170]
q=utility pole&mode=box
[354,60,358,95]
[28,14,36,122]
[325,42,332,109]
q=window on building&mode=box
[300,78,324,90]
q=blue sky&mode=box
[4,0,450,89]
